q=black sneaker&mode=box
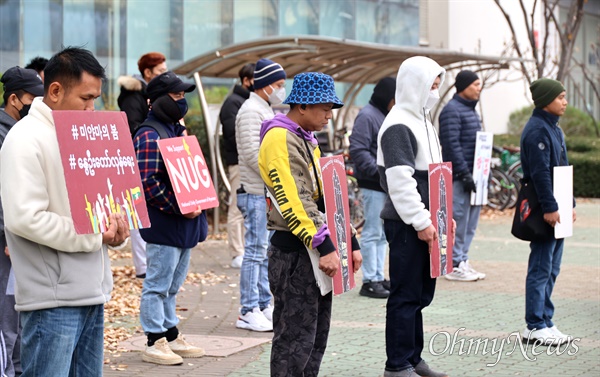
[359,281,390,298]
[382,279,391,291]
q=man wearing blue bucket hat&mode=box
[258,72,362,377]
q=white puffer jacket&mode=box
[235,92,275,195]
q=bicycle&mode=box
[487,156,519,211]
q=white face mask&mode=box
[425,89,440,110]
[266,85,286,105]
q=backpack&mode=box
[133,118,174,140]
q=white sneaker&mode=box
[548,326,571,344]
[236,307,273,332]
[142,337,183,365]
[231,255,243,269]
[168,333,205,358]
[521,327,561,346]
[444,261,478,282]
[466,260,486,280]
[262,304,274,322]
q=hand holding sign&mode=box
[102,213,130,247]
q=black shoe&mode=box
[359,282,390,298]
[382,279,391,291]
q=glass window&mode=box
[356,0,419,45]
[319,0,355,39]
[234,0,278,42]
[0,0,19,68]
[22,0,61,65]
[279,0,318,36]
[183,0,227,60]
[125,1,171,74]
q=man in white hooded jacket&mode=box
[377,56,451,377]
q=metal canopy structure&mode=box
[174,35,507,84]
[172,36,509,232]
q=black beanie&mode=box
[454,70,479,93]
[530,78,565,109]
[369,77,396,115]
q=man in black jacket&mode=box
[439,70,485,282]
[349,77,395,298]
[118,52,167,135]
[219,63,254,268]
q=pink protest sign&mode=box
[428,162,453,278]
[320,155,355,295]
[53,110,150,234]
[157,136,219,214]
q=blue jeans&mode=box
[360,188,387,283]
[140,243,191,334]
[20,305,104,377]
[237,192,271,314]
[525,238,564,330]
[452,180,481,267]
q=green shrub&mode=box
[508,105,597,137]
[493,134,600,197]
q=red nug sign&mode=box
[157,136,219,214]
[54,110,150,235]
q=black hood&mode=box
[369,77,396,115]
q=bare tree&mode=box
[493,0,598,135]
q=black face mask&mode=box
[16,96,31,119]
[18,103,31,119]
[152,95,182,124]
[247,84,254,92]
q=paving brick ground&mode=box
[104,200,600,377]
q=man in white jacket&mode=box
[377,57,451,377]
[0,47,129,376]
[235,58,286,332]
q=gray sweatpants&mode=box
[0,237,21,377]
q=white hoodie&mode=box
[377,56,445,231]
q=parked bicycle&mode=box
[487,145,521,210]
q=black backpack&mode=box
[133,119,173,140]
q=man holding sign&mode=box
[259,72,361,377]
[439,70,485,282]
[133,71,207,365]
[0,47,129,377]
[519,78,575,346]
[377,57,450,377]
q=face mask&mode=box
[266,85,286,105]
[425,89,440,110]
[176,98,188,118]
[152,95,182,124]
[247,84,254,92]
[18,103,31,119]
[16,96,31,119]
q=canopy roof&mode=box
[173,35,509,83]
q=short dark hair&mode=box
[2,89,25,107]
[44,47,106,93]
[138,52,166,76]
[25,56,49,73]
[238,63,255,81]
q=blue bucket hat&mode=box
[283,72,343,109]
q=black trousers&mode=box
[384,220,436,372]
[268,244,332,377]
